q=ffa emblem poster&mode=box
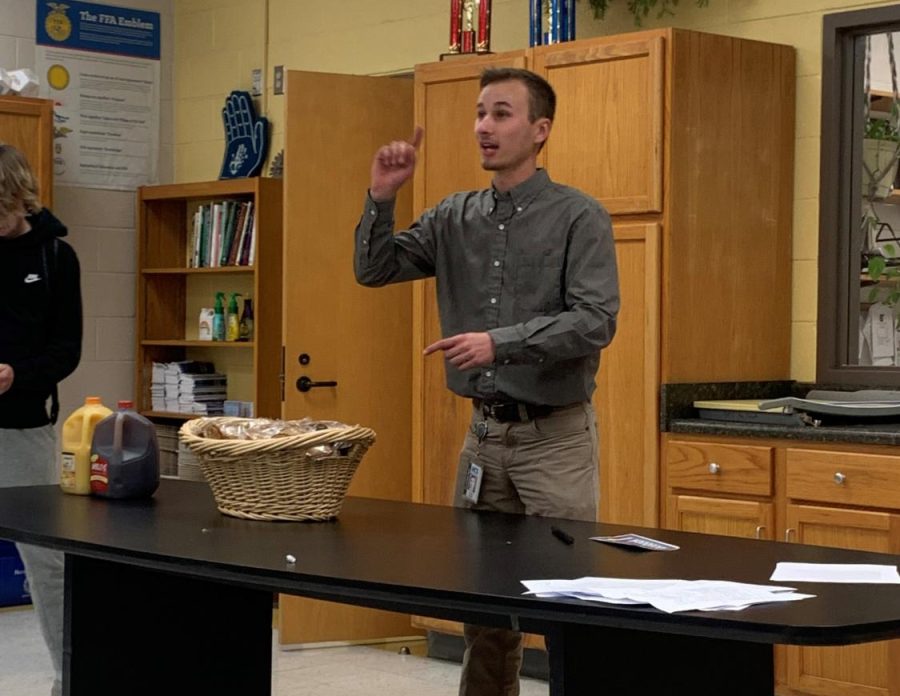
[36,1,161,190]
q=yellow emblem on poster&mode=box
[44,3,73,42]
[47,64,70,90]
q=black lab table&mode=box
[0,480,899,695]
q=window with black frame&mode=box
[818,6,900,385]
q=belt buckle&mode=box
[487,402,527,423]
[487,403,504,421]
[482,402,505,422]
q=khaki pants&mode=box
[454,402,599,696]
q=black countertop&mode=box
[667,418,900,445]
[662,382,900,446]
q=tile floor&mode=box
[0,605,550,696]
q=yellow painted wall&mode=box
[173,0,900,382]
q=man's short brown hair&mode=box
[480,67,556,123]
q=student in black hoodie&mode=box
[0,143,81,696]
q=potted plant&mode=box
[862,112,900,199]
[586,0,709,24]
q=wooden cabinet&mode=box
[0,95,53,208]
[783,447,900,696]
[532,35,664,214]
[134,178,283,421]
[666,438,775,538]
[412,29,794,532]
[663,434,900,696]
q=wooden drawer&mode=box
[786,448,900,509]
[666,440,773,496]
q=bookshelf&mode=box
[135,178,283,422]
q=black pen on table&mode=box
[551,526,575,545]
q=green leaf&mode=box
[868,256,887,279]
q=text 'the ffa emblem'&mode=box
[45,3,73,42]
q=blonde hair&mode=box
[0,143,41,215]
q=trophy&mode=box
[462,0,476,53]
[529,0,576,47]
[448,0,491,54]
[477,0,492,53]
[449,0,462,53]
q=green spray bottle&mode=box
[212,292,226,341]
[226,292,241,341]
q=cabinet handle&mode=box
[755,526,766,540]
[834,472,846,485]
[708,462,721,475]
[296,376,338,393]
[784,528,796,542]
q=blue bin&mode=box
[0,540,31,607]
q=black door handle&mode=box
[296,376,337,393]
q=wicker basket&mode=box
[179,417,375,521]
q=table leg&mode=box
[546,624,773,695]
[64,555,273,696]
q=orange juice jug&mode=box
[60,396,113,495]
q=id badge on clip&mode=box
[463,460,483,504]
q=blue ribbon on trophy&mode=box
[219,91,269,179]
[529,0,575,46]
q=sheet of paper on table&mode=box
[521,577,815,614]
[770,562,900,584]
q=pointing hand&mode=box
[370,127,424,202]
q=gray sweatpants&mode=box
[0,425,64,696]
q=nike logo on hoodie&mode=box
[24,273,41,284]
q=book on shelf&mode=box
[228,202,252,266]
[187,200,255,268]
[246,204,256,265]
[161,360,215,383]
[178,372,227,387]
[178,393,226,404]
[150,361,224,414]
[210,202,224,268]
[183,401,225,415]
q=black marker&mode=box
[551,526,574,545]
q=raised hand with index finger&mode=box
[370,127,424,202]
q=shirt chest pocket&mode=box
[514,254,563,313]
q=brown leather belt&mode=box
[473,398,556,423]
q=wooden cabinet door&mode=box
[597,222,659,525]
[411,51,527,507]
[532,35,664,215]
[785,505,900,696]
[667,494,774,540]
[0,95,53,207]
[279,70,415,646]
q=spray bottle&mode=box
[212,292,226,341]
[226,292,241,341]
[239,296,254,341]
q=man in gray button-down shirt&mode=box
[355,68,619,696]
